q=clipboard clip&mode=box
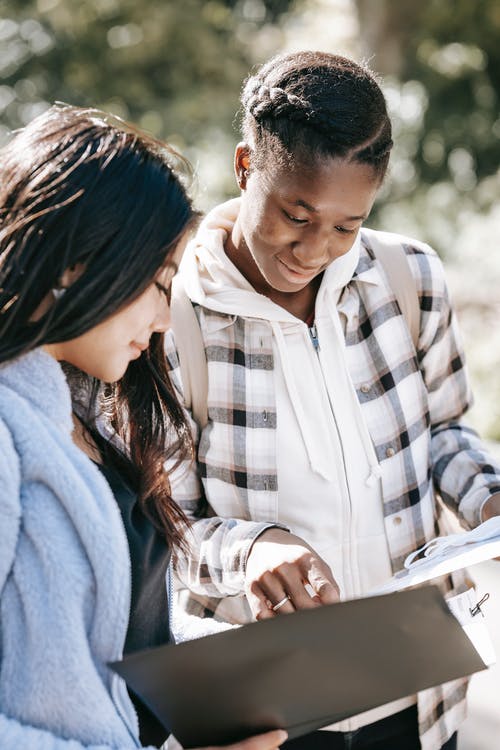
[469,592,490,618]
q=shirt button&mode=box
[360,383,371,393]
[386,447,395,458]
[393,516,402,526]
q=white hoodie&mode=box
[181,199,415,730]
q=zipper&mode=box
[309,323,320,351]
[307,321,357,600]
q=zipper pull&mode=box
[309,323,320,351]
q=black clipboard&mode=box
[111,586,485,747]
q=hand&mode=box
[481,492,500,560]
[245,528,340,620]
[197,729,288,750]
[481,492,500,521]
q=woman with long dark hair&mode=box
[0,104,287,750]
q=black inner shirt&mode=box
[97,461,172,748]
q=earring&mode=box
[51,286,66,300]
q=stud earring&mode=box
[51,286,66,300]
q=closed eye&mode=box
[335,226,356,234]
[283,210,308,225]
[155,281,171,303]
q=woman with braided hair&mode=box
[168,51,500,750]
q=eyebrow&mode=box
[288,198,368,221]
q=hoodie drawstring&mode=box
[326,294,382,489]
[270,321,334,481]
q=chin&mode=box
[271,277,308,294]
[87,362,128,383]
[106,366,128,383]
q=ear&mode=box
[58,262,86,290]
[234,142,251,191]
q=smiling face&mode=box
[45,243,184,383]
[228,145,381,300]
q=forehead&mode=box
[259,156,380,217]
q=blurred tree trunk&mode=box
[354,0,426,75]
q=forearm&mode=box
[432,421,500,527]
[415,254,500,526]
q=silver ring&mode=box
[271,594,291,612]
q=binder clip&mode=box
[469,592,490,618]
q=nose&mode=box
[291,226,332,268]
[153,297,171,334]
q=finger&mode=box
[246,579,281,620]
[268,563,320,611]
[255,572,295,616]
[247,572,295,620]
[306,563,340,603]
[248,590,275,620]
[285,578,320,610]
[238,729,288,750]
[255,566,319,613]
[219,729,288,750]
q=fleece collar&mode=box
[0,348,73,434]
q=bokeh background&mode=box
[0,0,499,440]
[1,1,499,747]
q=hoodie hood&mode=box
[179,198,380,486]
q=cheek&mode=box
[242,186,274,235]
[334,231,360,257]
[56,335,118,380]
[244,203,287,253]
[122,290,158,329]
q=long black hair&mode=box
[0,104,198,550]
[240,50,393,178]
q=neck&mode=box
[72,413,103,464]
[264,277,322,321]
[224,225,320,322]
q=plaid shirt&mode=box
[167,226,500,750]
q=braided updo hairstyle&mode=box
[241,50,393,179]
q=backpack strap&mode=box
[368,233,420,349]
[170,275,208,429]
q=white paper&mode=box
[370,518,500,669]
[372,517,500,595]
[446,589,496,667]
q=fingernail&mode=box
[277,730,288,743]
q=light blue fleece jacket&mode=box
[0,349,156,749]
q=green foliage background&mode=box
[0,0,295,197]
[1,0,498,229]
[1,0,499,438]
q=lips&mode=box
[131,341,149,351]
[129,341,149,359]
[277,257,322,279]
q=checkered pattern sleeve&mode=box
[410,246,500,528]
[164,329,284,596]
